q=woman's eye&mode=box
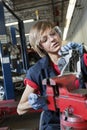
[41,37,47,43]
[50,31,56,36]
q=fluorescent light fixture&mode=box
[63,0,77,40]
[25,33,29,36]
[23,19,34,23]
[5,22,18,26]
[16,33,29,38]
[16,34,20,38]
[5,19,34,27]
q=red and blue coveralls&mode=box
[24,52,87,130]
[24,55,61,130]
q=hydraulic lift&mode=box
[0,1,41,129]
[0,0,29,125]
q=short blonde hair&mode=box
[29,20,62,57]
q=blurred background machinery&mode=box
[0,0,41,122]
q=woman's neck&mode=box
[48,53,60,65]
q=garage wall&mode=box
[67,7,87,45]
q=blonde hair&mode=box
[29,20,62,57]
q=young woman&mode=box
[17,20,62,130]
[17,20,87,130]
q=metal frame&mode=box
[3,0,29,71]
[0,2,14,99]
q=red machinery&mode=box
[0,99,41,122]
[0,100,18,122]
[43,74,87,130]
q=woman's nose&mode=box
[48,35,55,42]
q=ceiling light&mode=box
[5,22,18,26]
[16,33,29,38]
[23,19,34,23]
[5,19,34,27]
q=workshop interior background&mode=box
[0,0,87,130]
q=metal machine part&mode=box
[58,49,81,77]
[43,74,87,130]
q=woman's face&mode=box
[39,27,62,54]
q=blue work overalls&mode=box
[26,55,60,130]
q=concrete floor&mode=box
[0,112,41,130]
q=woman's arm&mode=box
[17,85,35,115]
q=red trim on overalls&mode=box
[83,53,87,66]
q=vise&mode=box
[43,74,87,130]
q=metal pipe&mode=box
[2,0,21,21]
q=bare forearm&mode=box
[17,101,32,115]
[17,85,35,115]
